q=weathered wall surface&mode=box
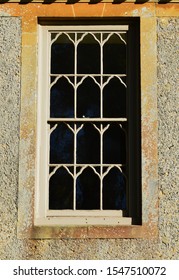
[157,18,179,258]
[0,16,178,259]
[0,17,21,247]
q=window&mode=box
[36,20,141,226]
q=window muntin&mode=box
[36,24,141,226]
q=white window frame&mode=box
[35,24,137,227]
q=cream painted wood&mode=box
[36,24,131,226]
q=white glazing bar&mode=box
[100,32,103,210]
[47,26,129,31]
[50,75,74,89]
[47,31,53,212]
[101,33,103,119]
[100,124,103,211]
[48,118,127,122]
[49,165,74,180]
[74,33,77,120]
[73,133,77,212]
[50,74,127,77]
[49,164,125,167]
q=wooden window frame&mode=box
[35,20,141,227]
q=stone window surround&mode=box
[8,2,165,239]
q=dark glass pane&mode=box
[103,124,126,164]
[50,77,74,118]
[49,167,73,209]
[51,34,74,74]
[76,167,100,210]
[77,34,100,74]
[77,123,100,164]
[50,123,74,164]
[103,77,126,118]
[103,167,126,210]
[77,77,100,118]
[103,34,126,74]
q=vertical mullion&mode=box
[47,30,52,213]
[101,32,103,119]
[100,32,103,210]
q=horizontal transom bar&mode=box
[48,118,127,122]
[50,74,127,77]
[49,164,125,167]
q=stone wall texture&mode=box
[0,16,178,259]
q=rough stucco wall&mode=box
[0,17,178,260]
[0,18,21,243]
[157,18,179,258]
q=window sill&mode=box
[35,216,132,227]
[17,223,158,239]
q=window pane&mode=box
[77,123,100,164]
[50,123,74,164]
[103,77,126,118]
[76,167,100,210]
[49,167,73,209]
[50,77,74,118]
[103,167,126,210]
[103,124,126,164]
[77,77,100,118]
[51,33,74,74]
[77,34,100,74]
[103,33,126,74]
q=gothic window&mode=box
[36,22,141,226]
